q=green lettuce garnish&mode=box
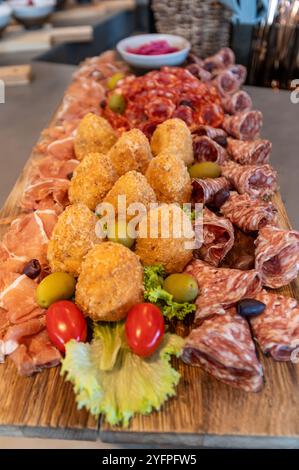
[144,264,196,320]
[61,322,184,426]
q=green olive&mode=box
[108,93,126,114]
[107,72,125,90]
[163,273,198,303]
[107,220,134,249]
[188,162,221,179]
[36,272,76,309]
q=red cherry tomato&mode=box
[46,300,87,353]
[125,303,164,357]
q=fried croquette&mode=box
[103,170,156,220]
[68,153,118,210]
[47,203,99,276]
[136,204,194,273]
[108,128,152,176]
[75,242,144,321]
[151,118,194,165]
[145,151,192,204]
[74,113,117,161]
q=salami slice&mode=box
[222,90,252,115]
[220,192,278,232]
[193,136,227,164]
[251,290,299,361]
[194,208,234,266]
[204,47,235,74]
[227,138,272,165]
[186,64,212,82]
[222,110,263,140]
[221,161,278,199]
[255,225,299,288]
[228,64,247,86]
[192,125,227,143]
[192,176,230,205]
[182,308,264,392]
[213,70,240,97]
[185,259,262,321]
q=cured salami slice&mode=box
[192,125,227,143]
[186,64,212,82]
[222,110,263,140]
[203,47,235,74]
[228,64,247,85]
[222,90,252,115]
[222,228,256,271]
[221,160,278,199]
[182,308,264,392]
[213,70,240,97]
[220,192,278,232]
[193,136,227,164]
[255,225,299,288]
[194,208,234,266]
[185,259,262,321]
[192,176,230,205]
[227,138,272,165]
[251,290,299,361]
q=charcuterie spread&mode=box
[0,45,299,429]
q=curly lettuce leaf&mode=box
[144,264,196,320]
[61,322,184,426]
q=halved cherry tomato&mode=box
[125,303,164,357]
[46,300,87,353]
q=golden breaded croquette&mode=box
[150,118,194,165]
[108,128,152,176]
[103,170,156,220]
[135,204,194,273]
[145,151,192,204]
[68,153,118,210]
[75,242,144,321]
[47,203,99,276]
[74,113,117,161]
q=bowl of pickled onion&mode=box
[116,34,191,69]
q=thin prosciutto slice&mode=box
[227,138,272,165]
[251,290,299,361]
[221,160,278,199]
[20,178,70,214]
[193,135,227,164]
[185,259,262,321]
[255,225,299,288]
[182,308,264,392]
[222,110,263,140]
[194,208,234,267]
[192,176,230,205]
[222,90,252,115]
[28,157,78,183]
[220,192,278,232]
[47,136,76,161]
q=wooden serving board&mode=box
[0,104,299,448]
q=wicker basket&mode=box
[152,0,232,58]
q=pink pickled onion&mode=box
[126,40,180,56]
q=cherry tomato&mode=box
[125,303,164,357]
[46,300,87,353]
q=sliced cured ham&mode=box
[222,110,263,140]
[182,308,263,392]
[255,225,299,288]
[251,290,299,361]
[221,160,278,199]
[193,136,227,164]
[192,176,230,205]
[227,138,271,165]
[194,208,234,267]
[220,192,278,232]
[222,90,252,115]
[28,157,78,183]
[20,178,70,214]
[47,136,76,161]
[35,122,78,155]
[185,259,262,321]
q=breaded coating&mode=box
[136,204,194,273]
[145,151,192,204]
[69,153,118,210]
[47,203,99,276]
[151,118,194,165]
[108,128,152,176]
[75,242,144,321]
[103,170,156,220]
[74,113,117,161]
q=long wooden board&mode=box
[0,99,299,448]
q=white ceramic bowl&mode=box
[9,0,55,28]
[117,34,191,69]
[0,3,12,34]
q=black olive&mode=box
[100,99,107,109]
[237,299,266,317]
[67,172,73,180]
[22,259,41,280]
[212,188,230,209]
[214,135,228,147]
